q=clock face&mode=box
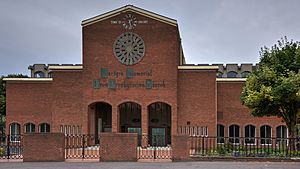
[122,13,137,30]
[113,32,145,65]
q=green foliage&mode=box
[241,37,300,138]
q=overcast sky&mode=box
[1,0,300,76]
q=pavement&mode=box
[0,161,300,169]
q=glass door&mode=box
[151,128,165,146]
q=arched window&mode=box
[10,123,20,135]
[229,125,240,144]
[217,124,225,143]
[24,123,35,133]
[9,123,21,141]
[241,71,251,78]
[227,71,238,78]
[39,123,50,133]
[34,71,45,78]
[260,125,272,144]
[216,72,223,78]
[245,125,256,144]
[276,125,287,144]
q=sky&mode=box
[1,0,300,76]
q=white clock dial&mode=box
[122,13,137,30]
[113,32,145,65]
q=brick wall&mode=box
[217,82,285,137]
[6,82,53,134]
[178,70,217,136]
[23,133,65,162]
[99,133,137,161]
[172,135,190,161]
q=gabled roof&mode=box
[82,5,177,27]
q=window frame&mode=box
[24,123,36,133]
[217,124,225,144]
[244,125,256,145]
[228,124,240,144]
[39,123,50,133]
[260,125,272,145]
[227,71,238,78]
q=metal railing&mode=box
[65,134,100,159]
[137,134,172,160]
[0,134,23,159]
[189,136,300,158]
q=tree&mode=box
[0,74,28,134]
[241,37,300,141]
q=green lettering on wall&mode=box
[146,79,153,89]
[108,79,116,89]
[93,79,100,89]
[100,68,108,78]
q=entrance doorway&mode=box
[119,102,141,137]
[89,102,112,143]
[148,102,171,146]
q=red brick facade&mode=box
[23,133,65,162]
[99,133,138,161]
[4,6,285,144]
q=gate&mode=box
[0,135,23,160]
[65,134,100,160]
[137,135,172,160]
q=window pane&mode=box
[227,71,237,78]
[217,125,224,143]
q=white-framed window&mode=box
[245,125,256,144]
[9,123,21,142]
[260,125,272,145]
[229,125,240,144]
[217,124,225,143]
[24,123,35,133]
[39,123,50,133]
[276,125,287,144]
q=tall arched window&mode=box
[10,123,21,141]
[10,123,20,135]
[245,125,256,144]
[229,125,240,144]
[39,123,50,133]
[276,125,287,144]
[34,71,45,78]
[227,71,238,78]
[217,124,225,143]
[260,125,272,144]
[24,123,35,133]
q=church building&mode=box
[4,5,286,146]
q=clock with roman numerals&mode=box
[113,32,145,65]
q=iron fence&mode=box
[65,134,100,159]
[189,136,300,158]
[0,134,23,159]
[137,134,172,160]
